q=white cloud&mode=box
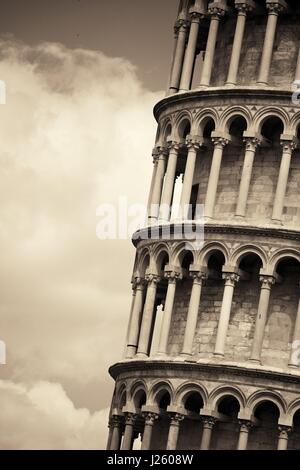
[0,380,109,449]
[0,37,162,447]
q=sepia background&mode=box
[0,0,178,449]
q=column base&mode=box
[248,358,261,365]
[225,82,237,87]
[168,87,178,95]
[135,352,149,359]
[154,352,168,359]
[288,363,299,369]
[235,214,246,221]
[271,218,284,226]
[213,352,224,358]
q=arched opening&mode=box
[164,123,172,143]
[228,115,248,142]
[248,401,280,450]
[139,253,150,278]
[150,251,170,357]
[133,389,146,412]
[288,409,300,449]
[171,119,191,220]
[181,250,194,271]
[203,117,216,139]
[215,115,248,220]
[247,116,284,222]
[263,256,300,367]
[196,250,225,356]
[261,116,284,145]
[118,390,127,412]
[178,391,204,450]
[129,388,147,450]
[190,117,216,219]
[225,252,263,362]
[211,395,240,450]
[150,390,171,450]
[178,119,191,140]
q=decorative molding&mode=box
[109,360,300,386]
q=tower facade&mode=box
[108,0,300,451]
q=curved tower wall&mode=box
[107,0,300,451]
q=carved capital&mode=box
[243,136,261,152]
[208,4,226,18]
[124,412,137,426]
[169,413,185,426]
[186,135,202,151]
[145,273,161,285]
[235,1,255,14]
[143,412,159,427]
[175,18,190,33]
[190,271,207,285]
[212,136,230,148]
[164,269,182,283]
[201,416,217,428]
[222,272,240,286]
[278,425,292,439]
[167,141,181,153]
[238,420,253,432]
[111,415,123,428]
[132,277,145,292]
[280,140,297,153]
[266,2,286,15]
[259,275,275,289]
[190,11,203,22]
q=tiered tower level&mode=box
[108,0,300,451]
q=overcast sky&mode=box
[0,0,178,449]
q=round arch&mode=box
[208,385,246,411]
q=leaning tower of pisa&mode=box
[107,0,300,451]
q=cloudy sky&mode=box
[0,0,177,449]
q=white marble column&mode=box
[272,138,297,223]
[226,1,254,86]
[214,272,240,357]
[157,269,182,356]
[179,136,202,219]
[141,412,159,450]
[257,2,286,85]
[126,278,145,359]
[147,150,159,222]
[106,420,113,450]
[237,420,252,450]
[181,271,206,357]
[200,417,217,450]
[169,19,190,94]
[166,413,184,450]
[236,136,261,218]
[250,275,275,364]
[136,274,160,357]
[199,4,226,87]
[110,415,123,450]
[148,147,168,224]
[204,135,230,219]
[121,413,136,450]
[277,426,291,450]
[179,6,203,91]
[159,142,180,222]
[288,284,300,368]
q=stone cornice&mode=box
[153,87,294,122]
[132,222,300,247]
[109,359,300,386]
